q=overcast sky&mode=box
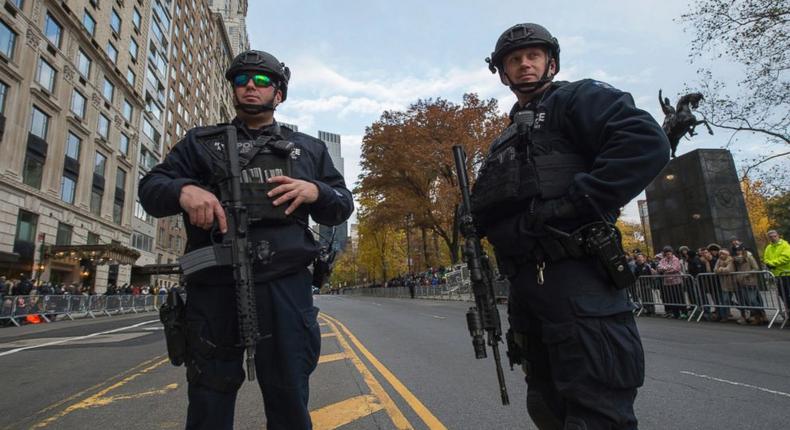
[246,0,778,222]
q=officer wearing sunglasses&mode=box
[139,50,353,429]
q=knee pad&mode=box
[527,392,563,430]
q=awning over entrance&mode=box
[0,251,20,264]
[44,244,141,266]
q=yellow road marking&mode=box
[91,383,179,404]
[319,315,413,430]
[321,332,337,338]
[310,394,384,430]
[322,313,448,430]
[318,352,347,364]
[31,357,171,429]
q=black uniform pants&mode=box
[184,268,320,430]
[507,256,644,430]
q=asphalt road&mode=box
[0,295,788,429]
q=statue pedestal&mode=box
[645,149,757,255]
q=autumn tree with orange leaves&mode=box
[355,94,507,266]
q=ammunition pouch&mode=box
[159,289,188,366]
[533,153,587,199]
[239,148,293,224]
[471,141,539,220]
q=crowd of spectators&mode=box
[1,276,171,327]
[627,230,790,325]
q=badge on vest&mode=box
[533,112,547,130]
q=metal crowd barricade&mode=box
[132,295,148,312]
[696,271,781,328]
[67,295,90,318]
[0,295,48,325]
[779,271,790,329]
[1,294,17,326]
[41,294,73,321]
[0,294,163,328]
[88,295,111,318]
[632,274,700,321]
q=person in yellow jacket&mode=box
[763,230,790,316]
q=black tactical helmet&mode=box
[486,23,560,75]
[225,50,291,101]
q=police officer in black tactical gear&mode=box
[139,50,353,430]
[473,24,670,429]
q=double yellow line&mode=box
[319,313,447,430]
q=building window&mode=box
[70,90,86,118]
[60,176,76,204]
[146,95,162,121]
[129,38,138,60]
[116,168,126,191]
[131,232,153,252]
[30,106,49,139]
[126,68,135,86]
[14,210,38,244]
[134,200,150,222]
[55,222,73,245]
[102,77,114,102]
[87,232,100,245]
[152,20,165,47]
[122,99,132,122]
[82,11,96,36]
[113,168,126,224]
[44,13,62,48]
[66,132,80,159]
[132,8,141,31]
[94,152,106,176]
[119,132,129,156]
[23,153,44,188]
[0,20,16,59]
[97,113,109,139]
[35,58,57,93]
[90,189,102,216]
[142,118,160,147]
[110,9,121,34]
[77,49,91,78]
[106,42,117,64]
[0,81,8,114]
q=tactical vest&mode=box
[198,126,297,224]
[471,82,589,223]
[236,136,295,224]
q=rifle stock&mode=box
[452,145,509,405]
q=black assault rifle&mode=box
[218,125,261,381]
[452,145,509,405]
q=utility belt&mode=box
[498,221,635,289]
